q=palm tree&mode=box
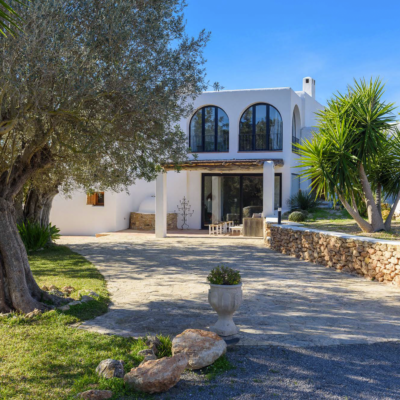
[297,78,399,233]
[0,0,26,37]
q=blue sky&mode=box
[185,0,400,111]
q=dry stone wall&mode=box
[130,212,177,231]
[265,224,400,286]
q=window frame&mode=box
[86,192,105,207]
[189,106,229,153]
[292,110,300,153]
[239,103,283,152]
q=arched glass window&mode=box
[292,109,300,153]
[239,104,283,151]
[189,106,229,152]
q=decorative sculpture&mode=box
[175,196,194,229]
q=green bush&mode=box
[288,211,306,222]
[287,190,321,212]
[17,221,60,252]
[207,265,241,285]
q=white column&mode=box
[155,172,167,238]
[263,161,275,217]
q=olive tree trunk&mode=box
[0,148,56,313]
[24,185,59,227]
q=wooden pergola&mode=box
[162,158,284,172]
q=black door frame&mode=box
[201,172,282,229]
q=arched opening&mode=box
[239,103,283,151]
[189,106,229,152]
[292,105,301,153]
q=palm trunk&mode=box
[358,163,385,231]
[384,190,400,231]
[338,193,374,233]
[375,183,382,218]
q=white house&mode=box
[50,77,324,236]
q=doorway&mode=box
[201,173,281,228]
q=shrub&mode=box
[287,190,321,211]
[381,209,391,221]
[207,265,241,285]
[17,221,60,252]
[288,211,306,222]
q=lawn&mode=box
[296,208,400,241]
[0,245,231,400]
[0,246,150,400]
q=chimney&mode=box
[303,77,315,98]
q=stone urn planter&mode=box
[207,266,242,336]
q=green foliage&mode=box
[204,355,234,380]
[288,211,306,222]
[297,78,397,202]
[207,265,241,285]
[49,223,61,241]
[17,221,61,252]
[287,190,321,211]
[155,334,173,358]
[17,221,49,252]
[0,0,26,37]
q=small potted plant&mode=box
[207,265,242,336]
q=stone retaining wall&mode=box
[265,224,400,286]
[130,212,177,231]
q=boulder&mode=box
[145,335,161,354]
[77,390,112,399]
[171,329,227,370]
[25,309,42,319]
[58,305,70,311]
[89,291,100,298]
[124,353,188,393]
[68,300,82,306]
[96,359,124,379]
[80,295,94,303]
[62,285,75,294]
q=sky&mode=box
[184,0,400,111]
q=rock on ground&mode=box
[172,329,227,370]
[96,359,124,379]
[145,335,161,354]
[124,353,188,393]
[77,390,112,399]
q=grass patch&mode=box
[204,355,234,380]
[0,245,150,400]
[154,335,172,358]
[292,208,400,241]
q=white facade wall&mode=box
[50,80,324,235]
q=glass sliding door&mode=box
[202,173,281,228]
[242,176,263,218]
[203,176,240,226]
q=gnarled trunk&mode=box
[0,198,47,313]
[23,185,59,227]
[0,146,56,313]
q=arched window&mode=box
[239,104,283,151]
[189,106,229,152]
[292,108,300,153]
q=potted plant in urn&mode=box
[207,265,242,336]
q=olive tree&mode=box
[0,0,209,313]
[297,78,400,233]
